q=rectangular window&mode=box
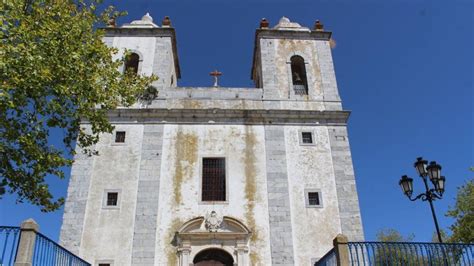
[302,132,313,144]
[308,192,320,206]
[305,189,323,208]
[115,131,126,143]
[106,192,118,206]
[202,158,226,201]
[98,264,111,266]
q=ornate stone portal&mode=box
[175,214,251,266]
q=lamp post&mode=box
[399,157,446,243]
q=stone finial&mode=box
[124,13,159,28]
[260,18,269,29]
[314,20,324,31]
[273,16,310,31]
[142,12,153,23]
[162,16,171,27]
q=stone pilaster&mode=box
[328,126,364,241]
[59,140,95,255]
[131,125,164,265]
[264,126,295,265]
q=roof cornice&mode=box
[95,108,351,125]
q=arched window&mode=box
[124,53,139,74]
[290,55,308,95]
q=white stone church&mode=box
[60,13,364,266]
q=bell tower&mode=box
[103,13,180,89]
[252,17,341,110]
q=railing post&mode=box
[14,219,39,266]
[333,234,350,266]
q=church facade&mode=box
[60,13,364,266]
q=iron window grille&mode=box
[202,158,226,201]
[308,192,320,206]
[302,132,313,144]
[106,192,118,206]
[115,131,126,143]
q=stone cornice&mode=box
[256,29,332,41]
[96,108,351,125]
[102,27,181,78]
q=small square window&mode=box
[302,132,313,144]
[305,189,323,208]
[308,192,320,206]
[106,192,118,206]
[98,264,111,266]
[115,131,126,143]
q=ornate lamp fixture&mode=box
[399,157,446,243]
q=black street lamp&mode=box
[399,157,446,243]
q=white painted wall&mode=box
[285,126,342,265]
[79,124,144,265]
[155,124,272,266]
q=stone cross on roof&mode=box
[209,70,222,87]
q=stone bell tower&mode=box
[251,16,364,244]
[252,17,341,111]
[103,13,180,89]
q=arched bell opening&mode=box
[124,52,140,74]
[290,55,308,95]
[193,248,234,266]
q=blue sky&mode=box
[1,0,472,243]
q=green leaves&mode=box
[446,179,474,243]
[0,0,156,211]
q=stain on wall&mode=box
[166,218,183,265]
[172,130,198,206]
[243,127,261,265]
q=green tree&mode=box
[374,229,415,265]
[446,179,474,243]
[1,0,156,211]
[376,228,414,242]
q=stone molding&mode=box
[97,108,350,125]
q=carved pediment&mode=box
[176,215,251,241]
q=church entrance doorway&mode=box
[193,248,234,266]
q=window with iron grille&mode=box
[115,131,126,143]
[106,192,118,206]
[302,132,313,144]
[308,192,320,206]
[202,158,226,201]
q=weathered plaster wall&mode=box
[108,36,175,88]
[155,124,272,265]
[79,124,144,265]
[285,126,342,265]
[112,36,156,76]
[258,37,342,111]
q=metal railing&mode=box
[317,248,337,266]
[33,232,90,266]
[347,241,474,266]
[1,220,90,266]
[0,226,21,266]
